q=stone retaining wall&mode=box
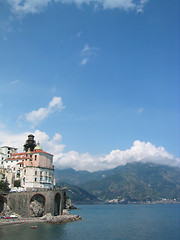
[0,187,66,218]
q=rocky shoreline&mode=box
[0,213,82,227]
[45,214,82,224]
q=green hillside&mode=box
[58,182,101,204]
[82,163,180,203]
[55,163,180,204]
[55,168,104,185]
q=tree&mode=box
[14,180,21,188]
[0,180,10,193]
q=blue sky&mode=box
[0,0,179,171]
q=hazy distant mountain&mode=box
[55,163,180,204]
[81,163,180,203]
[55,168,106,185]
[57,182,101,204]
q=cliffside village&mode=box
[0,134,55,191]
[0,134,81,222]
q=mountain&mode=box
[81,163,180,203]
[57,182,101,204]
[55,168,107,185]
[55,163,180,204]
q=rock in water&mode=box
[29,200,44,217]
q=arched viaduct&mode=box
[0,187,66,218]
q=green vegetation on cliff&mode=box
[82,163,180,202]
[58,182,101,204]
[56,163,180,204]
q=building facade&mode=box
[1,135,55,190]
[0,146,17,168]
[0,135,68,218]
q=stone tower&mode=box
[23,134,37,152]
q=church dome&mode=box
[34,141,42,151]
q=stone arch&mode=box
[29,193,46,217]
[54,193,61,216]
[0,195,7,214]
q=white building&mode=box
[1,135,55,191]
[0,146,17,168]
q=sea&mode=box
[0,204,180,240]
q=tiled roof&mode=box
[18,162,24,165]
[34,149,53,156]
[11,152,26,156]
[11,150,53,156]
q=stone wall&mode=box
[0,187,66,218]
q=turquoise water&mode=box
[0,204,180,240]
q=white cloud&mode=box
[0,130,30,151]
[56,0,148,12]
[102,0,135,10]
[56,140,180,171]
[25,96,65,127]
[81,44,98,56]
[7,0,52,15]
[7,0,149,16]
[137,0,149,13]
[0,129,179,171]
[82,44,90,52]
[80,57,89,65]
[80,44,98,65]
[9,80,20,85]
[0,129,65,153]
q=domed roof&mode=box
[34,141,42,151]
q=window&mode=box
[35,177,37,182]
[24,170,26,175]
[17,170,20,177]
[35,155,37,161]
[40,177,42,182]
[23,177,25,182]
[35,171,37,175]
